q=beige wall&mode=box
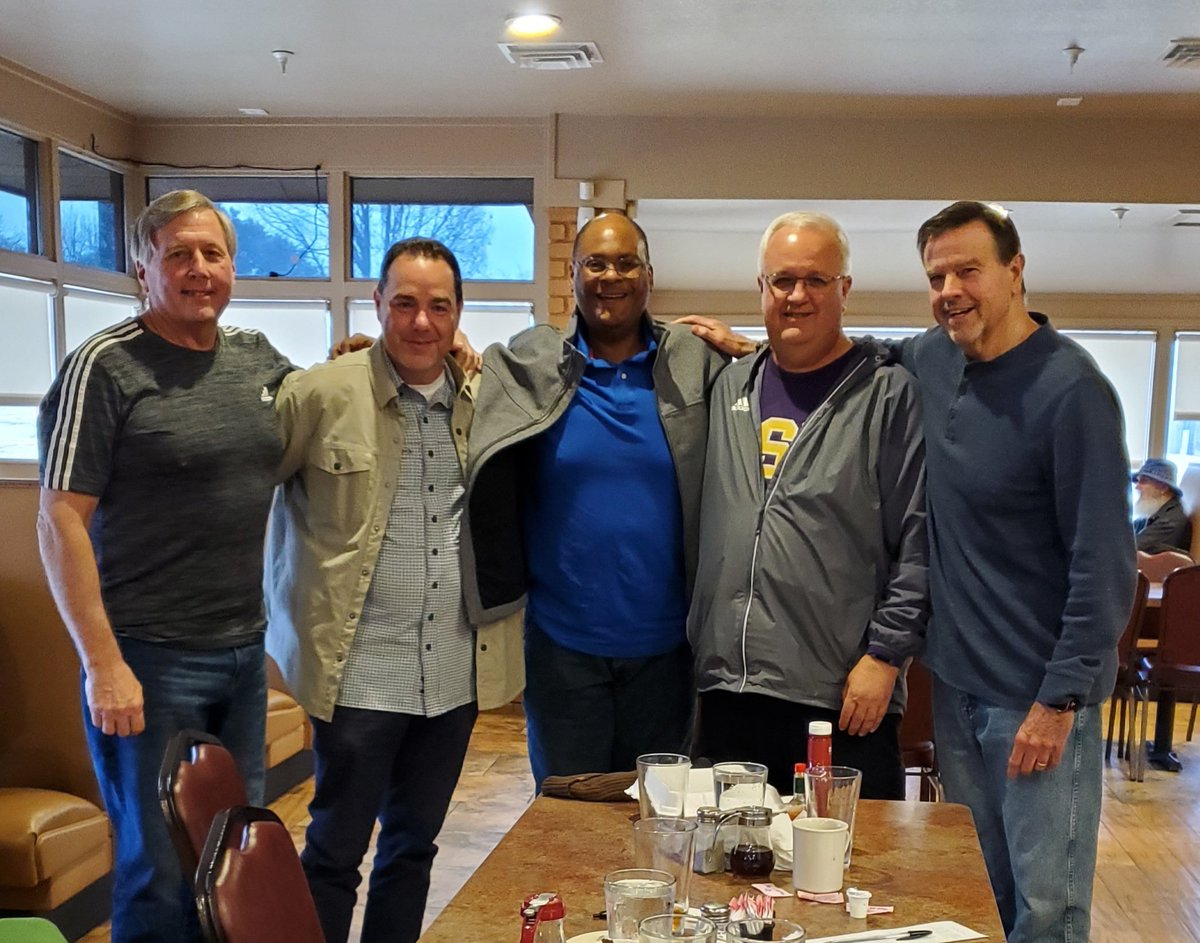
[555,113,1200,204]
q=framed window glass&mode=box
[63,288,139,356]
[1062,330,1155,468]
[0,127,39,255]
[1167,332,1200,479]
[147,176,329,278]
[59,151,125,271]
[221,301,331,369]
[0,277,55,461]
[350,178,534,282]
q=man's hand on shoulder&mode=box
[1007,702,1075,779]
[672,316,758,358]
[839,655,900,736]
[84,658,145,737]
[329,334,374,359]
[452,327,482,375]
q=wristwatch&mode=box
[1043,696,1081,713]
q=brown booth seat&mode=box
[0,788,111,913]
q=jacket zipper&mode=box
[735,354,881,692]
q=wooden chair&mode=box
[1106,572,1150,781]
[1137,549,1194,583]
[158,731,248,879]
[196,806,325,943]
[900,660,942,801]
[1147,566,1200,753]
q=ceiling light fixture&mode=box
[1056,96,1083,107]
[238,107,270,117]
[1111,206,1129,229]
[272,49,294,74]
[505,13,562,39]
[1063,42,1085,73]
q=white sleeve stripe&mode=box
[44,320,144,492]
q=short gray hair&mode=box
[131,189,237,265]
[758,211,851,276]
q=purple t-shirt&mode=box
[759,344,864,480]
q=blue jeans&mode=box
[83,637,267,943]
[302,702,477,943]
[932,676,1102,943]
[523,621,694,791]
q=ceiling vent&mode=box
[1162,38,1200,68]
[498,41,603,70]
[1171,209,1200,227]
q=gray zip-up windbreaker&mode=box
[688,339,929,715]
[461,312,729,625]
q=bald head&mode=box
[572,212,651,265]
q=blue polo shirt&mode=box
[522,324,689,658]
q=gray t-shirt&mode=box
[38,317,293,649]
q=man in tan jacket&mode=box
[264,237,521,943]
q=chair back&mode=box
[0,918,70,942]
[1137,550,1195,584]
[159,730,248,877]
[196,805,325,943]
[1156,566,1200,673]
[1116,571,1151,670]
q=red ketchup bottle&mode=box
[807,721,833,817]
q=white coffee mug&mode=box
[792,816,848,893]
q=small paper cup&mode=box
[846,887,871,919]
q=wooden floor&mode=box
[79,699,1200,942]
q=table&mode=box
[420,798,1004,942]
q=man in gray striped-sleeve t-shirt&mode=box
[36,190,291,943]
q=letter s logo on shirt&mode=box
[761,417,799,480]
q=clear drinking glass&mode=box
[604,868,676,943]
[712,761,768,810]
[636,753,691,819]
[638,913,717,942]
[804,765,862,866]
[633,817,697,908]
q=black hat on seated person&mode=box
[1132,458,1181,496]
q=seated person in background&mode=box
[1132,458,1193,554]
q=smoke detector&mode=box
[1171,208,1200,227]
[498,41,603,70]
[1163,38,1200,68]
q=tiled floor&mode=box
[78,699,1200,941]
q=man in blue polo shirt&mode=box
[462,212,729,789]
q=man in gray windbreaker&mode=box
[689,212,929,799]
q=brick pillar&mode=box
[547,207,577,330]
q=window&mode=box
[1061,331,1155,468]
[351,178,534,282]
[349,299,534,352]
[63,288,139,356]
[1167,332,1200,478]
[59,151,125,271]
[147,176,329,278]
[0,277,55,460]
[0,127,39,255]
[221,301,332,369]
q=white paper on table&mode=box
[625,770,785,817]
[806,920,987,943]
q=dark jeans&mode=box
[83,637,267,943]
[696,689,905,799]
[302,702,478,943]
[523,621,694,791]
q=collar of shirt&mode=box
[381,350,454,408]
[574,317,658,368]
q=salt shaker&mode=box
[693,806,725,874]
[700,901,732,940]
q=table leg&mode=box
[1147,689,1183,772]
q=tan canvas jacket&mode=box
[264,341,524,722]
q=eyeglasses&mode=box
[579,255,645,277]
[763,272,846,296]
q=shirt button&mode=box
[373,526,380,533]
[426,643,433,651]
[455,427,463,436]
[427,450,434,457]
[620,372,627,380]
[432,514,438,523]
[432,581,439,589]
[422,416,429,424]
[427,613,434,622]
[428,484,434,492]
[431,548,438,556]
[348,612,357,619]
[480,643,488,652]
[361,568,370,577]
